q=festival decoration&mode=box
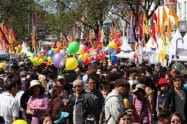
[65,57,78,70]
[68,41,80,55]
[53,53,65,68]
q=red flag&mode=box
[151,23,158,46]
[152,12,157,22]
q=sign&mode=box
[179,21,187,32]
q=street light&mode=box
[103,19,112,46]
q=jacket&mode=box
[104,90,124,124]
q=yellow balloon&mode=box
[47,56,52,62]
[83,53,89,60]
[65,57,78,70]
[108,41,117,48]
[77,49,83,54]
[13,119,28,124]
[0,62,7,70]
[79,54,84,60]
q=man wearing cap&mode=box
[104,79,126,124]
[0,79,19,124]
[70,79,95,124]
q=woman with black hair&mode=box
[26,80,48,124]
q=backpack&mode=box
[99,95,118,124]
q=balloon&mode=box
[68,41,80,55]
[116,48,121,54]
[114,39,122,47]
[82,45,89,53]
[108,41,117,48]
[37,54,42,59]
[13,119,28,124]
[111,55,118,63]
[54,48,60,53]
[53,53,65,68]
[117,31,122,38]
[48,50,54,57]
[65,57,78,70]
[99,52,106,59]
[0,62,7,70]
[17,45,22,51]
[184,83,187,91]
[47,56,52,62]
[27,47,31,51]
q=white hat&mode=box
[132,83,145,93]
[73,79,83,87]
[29,80,41,89]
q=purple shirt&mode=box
[27,95,48,124]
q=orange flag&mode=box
[110,24,116,40]
[169,5,179,27]
[163,7,168,24]
[167,18,172,38]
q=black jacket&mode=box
[164,88,187,120]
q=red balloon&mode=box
[115,39,122,47]
[94,55,99,61]
[99,52,106,59]
[116,48,121,54]
[117,31,122,38]
[82,45,89,53]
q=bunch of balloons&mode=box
[108,38,122,54]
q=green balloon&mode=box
[27,47,31,51]
[68,41,80,55]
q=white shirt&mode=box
[0,92,19,124]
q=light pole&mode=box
[103,19,112,46]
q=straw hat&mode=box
[29,80,41,89]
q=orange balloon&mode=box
[37,54,42,59]
[54,48,60,53]
[17,45,22,51]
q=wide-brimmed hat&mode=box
[29,80,41,89]
[132,83,145,93]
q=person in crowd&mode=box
[20,70,27,90]
[164,76,187,122]
[170,113,183,124]
[0,79,19,124]
[99,78,111,99]
[156,78,170,116]
[105,79,126,124]
[26,80,48,124]
[85,74,104,122]
[44,87,69,124]
[117,109,134,124]
[132,83,152,124]
[157,111,170,124]
[0,78,4,93]
[69,79,95,124]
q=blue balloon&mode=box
[111,55,118,63]
[183,83,187,91]
[48,50,54,57]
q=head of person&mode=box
[4,79,18,96]
[56,75,66,89]
[172,76,183,90]
[29,80,44,97]
[132,83,146,100]
[123,82,130,96]
[87,74,98,91]
[114,79,125,95]
[73,79,84,96]
[158,78,170,93]
[170,113,183,124]
[118,109,134,124]
[157,111,170,124]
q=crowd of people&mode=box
[0,58,186,124]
